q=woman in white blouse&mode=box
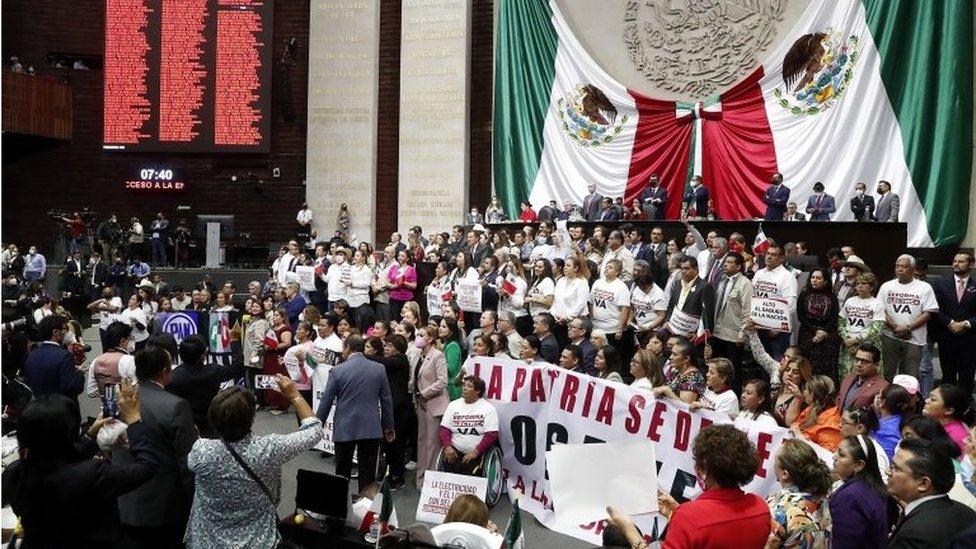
[524,259,555,321]
[496,255,529,332]
[550,256,590,325]
[425,261,452,315]
[346,249,374,330]
[119,294,150,350]
[450,251,478,290]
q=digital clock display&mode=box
[125,166,185,190]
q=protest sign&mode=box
[547,439,658,528]
[456,279,482,313]
[416,471,488,524]
[295,265,317,292]
[750,296,793,332]
[667,310,699,337]
[463,356,830,546]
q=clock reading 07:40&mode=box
[140,169,174,180]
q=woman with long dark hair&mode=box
[796,268,840,379]
[735,379,779,429]
[438,317,464,401]
[923,383,973,454]
[870,384,914,460]
[829,434,889,549]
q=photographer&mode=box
[60,211,86,256]
[97,213,124,264]
[1,380,159,547]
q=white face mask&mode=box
[63,331,76,346]
[125,339,136,353]
[855,189,864,196]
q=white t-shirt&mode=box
[630,284,667,331]
[97,297,123,329]
[840,296,886,338]
[119,307,149,342]
[701,388,739,419]
[551,277,590,320]
[877,278,939,346]
[735,410,780,431]
[589,277,631,332]
[171,295,191,311]
[440,398,499,454]
[751,265,798,311]
[326,262,349,303]
[526,277,555,317]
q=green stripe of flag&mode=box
[493,0,559,219]
[862,0,973,246]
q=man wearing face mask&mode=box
[804,182,836,221]
[874,179,900,222]
[316,335,395,492]
[464,207,484,225]
[23,315,85,413]
[22,245,46,283]
[849,181,875,222]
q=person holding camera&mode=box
[2,379,158,547]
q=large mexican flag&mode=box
[493,0,973,247]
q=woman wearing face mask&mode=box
[765,439,833,548]
[650,425,771,547]
[412,326,449,486]
[796,268,841,380]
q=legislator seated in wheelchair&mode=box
[436,376,504,506]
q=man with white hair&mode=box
[876,255,939,380]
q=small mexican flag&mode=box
[752,226,772,256]
[263,327,279,350]
[503,495,524,549]
[373,476,396,543]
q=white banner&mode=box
[750,296,793,333]
[463,356,829,545]
[667,310,699,338]
[456,279,482,313]
[416,471,489,524]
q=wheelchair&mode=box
[433,444,504,507]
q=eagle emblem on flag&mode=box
[774,29,860,116]
[557,84,628,147]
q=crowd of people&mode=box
[2,210,975,548]
[470,176,904,223]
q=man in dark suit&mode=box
[931,252,976,394]
[666,256,716,338]
[682,176,709,218]
[805,182,837,221]
[23,315,84,410]
[761,172,790,220]
[783,202,806,221]
[886,438,976,548]
[597,197,620,221]
[316,335,395,492]
[117,345,198,548]
[465,230,491,268]
[850,181,875,221]
[567,317,598,375]
[582,183,603,222]
[61,250,86,296]
[532,313,560,364]
[167,334,244,438]
[376,334,412,488]
[641,174,667,220]
[647,226,669,287]
[836,343,889,411]
[88,251,109,298]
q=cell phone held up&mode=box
[254,375,279,390]
[103,384,120,418]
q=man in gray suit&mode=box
[582,183,603,222]
[874,179,900,222]
[316,335,394,491]
[116,345,197,548]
